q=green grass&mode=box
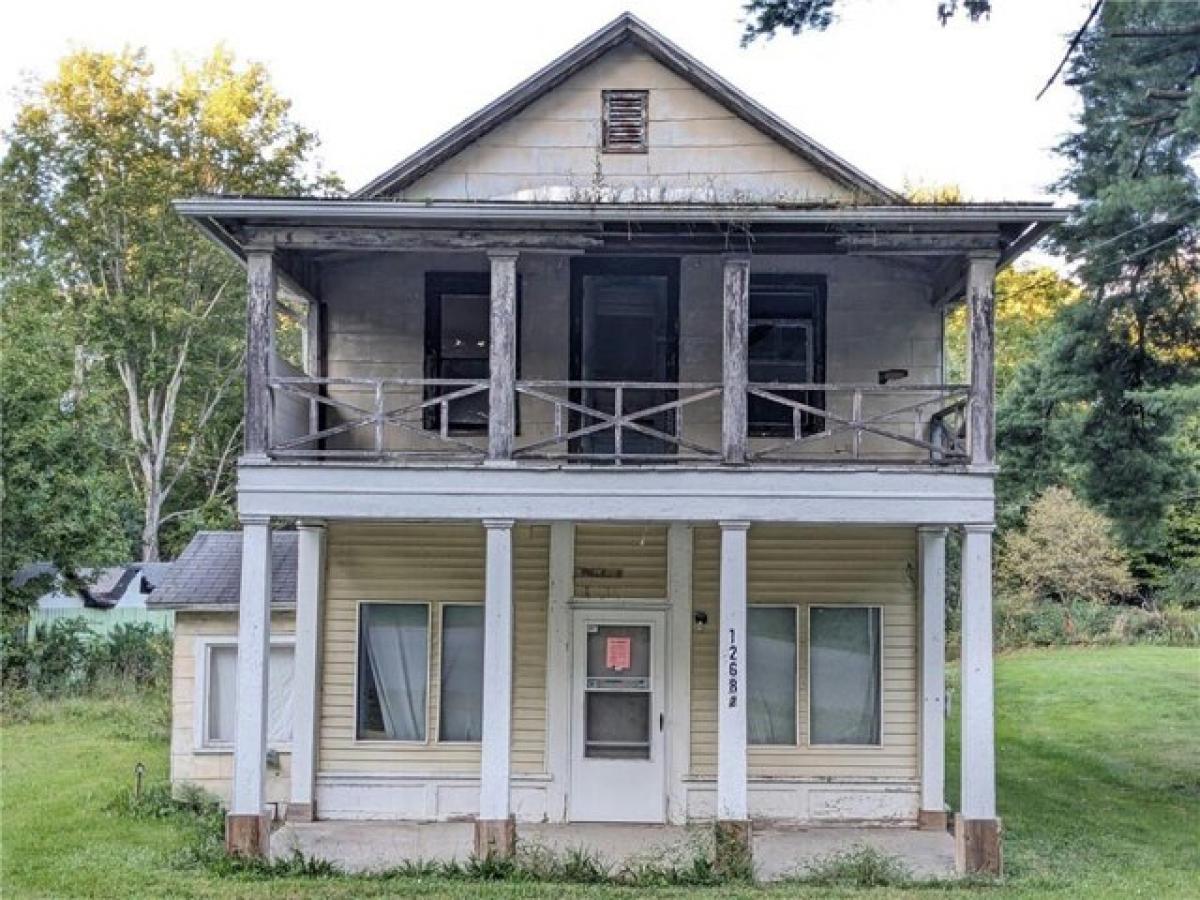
[2,647,1197,898]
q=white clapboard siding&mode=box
[690,526,918,779]
[318,522,549,775]
[574,524,668,599]
[170,611,295,805]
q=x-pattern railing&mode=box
[514,380,723,463]
[747,383,971,462]
[269,376,489,459]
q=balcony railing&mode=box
[267,376,972,466]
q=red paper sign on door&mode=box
[606,636,631,672]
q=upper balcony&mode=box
[177,198,1068,473]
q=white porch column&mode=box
[288,520,326,823]
[966,252,998,467]
[666,522,694,825]
[918,526,948,830]
[244,251,276,458]
[227,516,272,857]
[477,518,516,856]
[716,520,750,862]
[721,257,751,464]
[487,251,518,462]
[544,521,574,822]
[957,523,1002,874]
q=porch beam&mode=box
[717,521,750,821]
[722,256,750,464]
[957,523,1002,875]
[478,518,516,856]
[245,251,277,458]
[918,526,948,830]
[226,516,272,857]
[838,232,1002,255]
[242,226,602,252]
[487,251,518,462]
[966,252,998,466]
[288,520,325,823]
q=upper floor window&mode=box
[602,90,649,153]
[748,274,827,436]
[425,273,495,433]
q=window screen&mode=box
[602,90,648,153]
[809,607,882,745]
[747,607,797,745]
[357,604,429,741]
[747,275,826,435]
[206,645,294,746]
[439,605,484,742]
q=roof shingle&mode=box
[147,531,297,610]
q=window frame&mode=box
[435,601,485,745]
[805,604,885,749]
[423,272,521,435]
[747,274,827,438]
[192,635,296,754]
[746,603,801,748]
[353,600,433,745]
[601,89,649,154]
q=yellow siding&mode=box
[690,526,918,779]
[170,611,295,805]
[574,524,668,598]
[319,522,549,774]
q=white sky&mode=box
[2,0,1092,201]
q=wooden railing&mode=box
[267,376,973,465]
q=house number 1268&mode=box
[727,628,739,708]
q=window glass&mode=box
[206,645,294,745]
[747,278,824,433]
[357,604,429,741]
[810,607,882,745]
[438,292,490,429]
[439,605,484,741]
[747,607,797,745]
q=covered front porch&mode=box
[224,513,1000,876]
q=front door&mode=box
[568,610,666,822]
[570,257,679,458]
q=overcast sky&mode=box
[2,0,1093,201]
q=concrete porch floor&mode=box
[270,821,957,881]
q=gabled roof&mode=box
[354,12,902,202]
[146,531,297,611]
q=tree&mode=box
[740,0,993,44]
[1046,1,1200,553]
[1,48,339,564]
[998,486,1136,605]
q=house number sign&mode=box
[727,628,739,708]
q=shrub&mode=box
[999,487,1136,605]
[792,845,911,887]
[0,619,171,696]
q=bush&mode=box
[1,619,171,696]
[992,595,1200,649]
[999,487,1136,605]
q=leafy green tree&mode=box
[740,0,993,44]
[1,48,339,569]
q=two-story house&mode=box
[169,13,1066,876]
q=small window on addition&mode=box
[602,90,649,153]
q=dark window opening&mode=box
[748,275,827,437]
[423,272,520,434]
[602,90,649,153]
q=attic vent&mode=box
[602,90,648,153]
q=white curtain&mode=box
[206,644,294,745]
[747,607,797,745]
[439,605,484,741]
[810,607,881,745]
[362,604,428,741]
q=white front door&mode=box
[568,610,666,823]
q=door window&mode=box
[583,624,652,759]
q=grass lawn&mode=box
[2,646,1197,899]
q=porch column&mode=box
[245,251,277,458]
[227,516,272,857]
[487,251,519,462]
[288,520,326,823]
[957,523,1002,875]
[716,520,751,867]
[477,518,516,856]
[918,526,948,830]
[721,256,750,464]
[966,252,998,467]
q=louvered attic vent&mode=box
[602,90,648,153]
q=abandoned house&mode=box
[163,12,1067,877]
